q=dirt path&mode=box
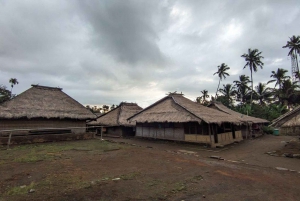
[0,138,300,201]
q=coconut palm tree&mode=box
[241,49,264,104]
[268,68,290,89]
[278,79,299,107]
[253,82,272,105]
[233,75,251,104]
[213,63,230,99]
[283,35,300,78]
[218,84,236,105]
[9,78,19,95]
[200,89,209,105]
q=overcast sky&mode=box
[0,0,299,108]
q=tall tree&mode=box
[200,89,209,105]
[268,68,290,89]
[279,79,299,107]
[218,84,236,105]
[9,78,19,95]
[241,48,264,104]
[254,82,272,105]
[233,75,251,104]
[282,35,300,78]
[213,63,230,99]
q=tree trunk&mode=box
[215,79,221,99]
[250,68,253,105]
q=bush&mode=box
[262,126,274,134]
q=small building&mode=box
[270,105,300,135]
[88,102,143,137]
[128,93,244,147]
[0,85,96,144]
[207,101,269,138]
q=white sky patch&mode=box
[271,58,283,66]
[220,19,243,43]
[169,5,192,34]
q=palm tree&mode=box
[268,68,290,89]
[241,48,264,104]
[9,78,19,95]
[233,75,251,104]
[254,82,272,105]
[283,35,300,78]
[213,63,230,99]
[279,79,299,107]
[218,84,236,105]
[200,89,209,105]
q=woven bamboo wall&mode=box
[0,119,86,134]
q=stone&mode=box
[112,178,121,181]
[29,189,35,193]
[289,169,296,172]
[203,195,206,198]
[292,154,300,159]
[20,185,26,189]
[275,167,288,171]
[210,156,221,159]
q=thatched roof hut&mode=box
[0,85,96,120]
[88,102,143,127]
[270,105,300,128]
[207,101,269,124]
[128,94,242,125]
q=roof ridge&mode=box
[31,84,62,90]
[171,96,202,122]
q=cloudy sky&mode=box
[0,0,299,108]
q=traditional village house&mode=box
[207,101,269,138]
[270,105,300,135]
[88,102,143,137]
[127,93,244,147]
[0,85,96,144]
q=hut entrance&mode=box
[232,124,236,139]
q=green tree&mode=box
[9,78,19,94]
[233,75,251,104]
[279,79,299,107]
[253,82,272,105]
[218,84,236,106]
[213,63,230,99]
[268,68,290,89]
[0,85,12,103]
[241,48,264,104]
[200,89,209,105]
[282,35,300,78]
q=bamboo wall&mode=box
[0,119,86,134]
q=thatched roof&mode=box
[207,101,269,124]
[0,85,96,120]
[88,102,143,127]
[128,94,242,125]
[270,105,300,128]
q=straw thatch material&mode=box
[128,94,242,125]
[88,102,143,127]
[0,85,96,120]
[208,101,269,124]
[270,105,300,127]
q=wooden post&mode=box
[100,127,103,140]
[7,132,12,149]
[208,124,212,145]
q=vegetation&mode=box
[200,35,300,122]
[0,78,19,104]
[213,63,230,98]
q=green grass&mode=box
[5,182,35,195]
[0,140,125,164]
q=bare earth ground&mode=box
[0,135,300,201]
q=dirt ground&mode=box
[0,135,300,201]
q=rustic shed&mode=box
[207,101,269,138]
[128,93,244,147]
[270,105,300,135]
[88,102,143,137]
[0,85,96,144]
